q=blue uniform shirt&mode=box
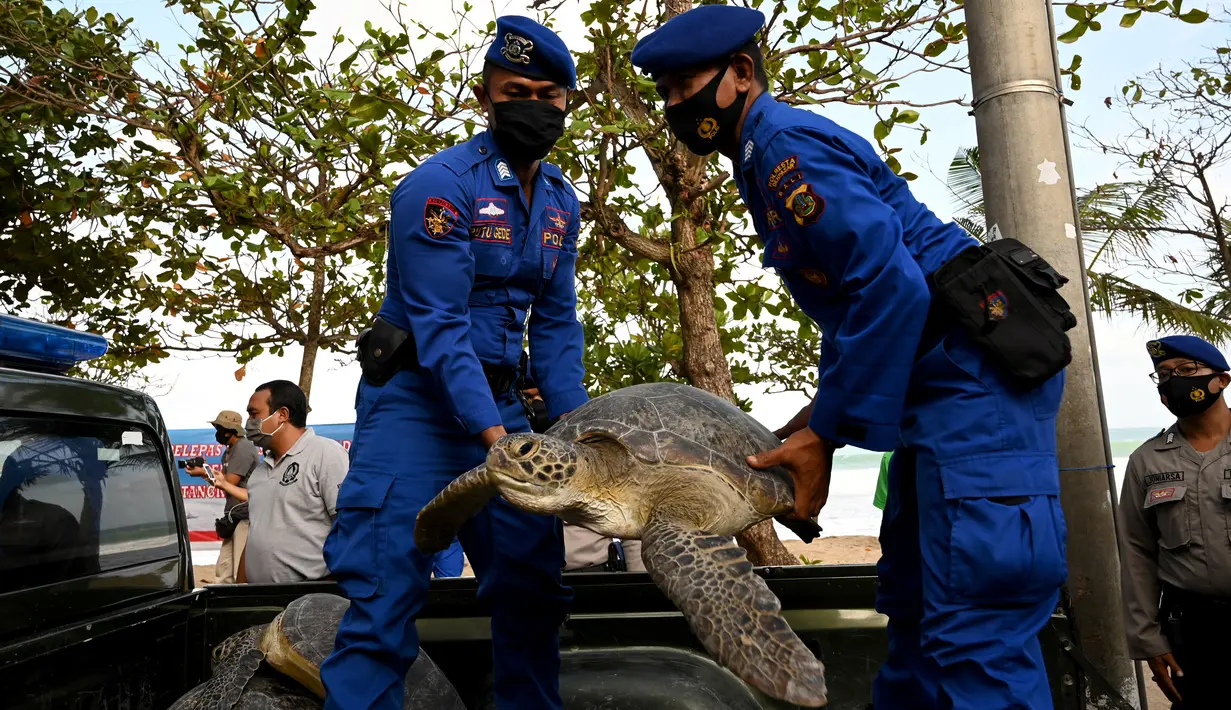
[377,130,588,435]
[732,93,978,451]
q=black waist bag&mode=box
[356,316,414,386]
[930,238,1078,390]
[214,501,248,540]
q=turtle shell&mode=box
[547,382,795,516]
[261,593,465,710]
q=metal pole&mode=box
[962,1,1140,706]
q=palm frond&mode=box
[953,215,986,241]
[1087,272,1231,345]
[946,146,984,217]
[1078,172,1180,268]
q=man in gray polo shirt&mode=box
[238,379,350,584]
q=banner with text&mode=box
[171,424,354,542]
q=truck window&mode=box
[0,417,179,594]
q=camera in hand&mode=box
[177,455,207,469]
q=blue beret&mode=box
[485,16,576,90]
[1147,335,1230,371]
[630,5,765,77]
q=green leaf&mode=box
[86,7,98,25]
[1057,23,1088,43]
[896,109,920,124]
[1120,9,1143,27]
[1065,4,1087,21]
[873,120,891,142]
[1178,9,1209,22]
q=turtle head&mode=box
[486,433,588,514]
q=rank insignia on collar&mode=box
[501,34,534,65]
[743,140,755,163]
[497,160,513,181]
[1166,431,1176,445]
[786,183,824,226]
[424,197,459,238]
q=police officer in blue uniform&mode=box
[320,16,588,710]
[631,7,1071,709]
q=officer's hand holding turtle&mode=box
[480,425,510,449]
[746,426,834,520]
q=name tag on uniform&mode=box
[471,225,512,244]
[1143,471,1183,487]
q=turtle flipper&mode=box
[641,516,828,707]
[414,464,497,554]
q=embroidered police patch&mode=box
[545,206,570,233]
[1143,471,1183,487]
[470,224,513,244]
[697,117,719,139]
[786,183,824,226]
[501,33,534,65]
[766,209,784,231]
[474,197,508,224]
[767,156,798,189]
[1149,487,1178,502]
[542,230,564,249]
[771,239,790,260]
[776,171,803,199]
[799,268,828,287]
[984,290,1008,321]
[424,197,459,238]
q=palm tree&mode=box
[946,146,1231,343]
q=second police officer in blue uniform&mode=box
[632,6,1074,709]
[320,16,588,710]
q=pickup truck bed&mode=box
[0,359,1092,710]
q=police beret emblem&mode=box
[1147,340,1166,358]
[786,183,824,226]
[697,117,720,139]
[1191,387,1206,403]
[501,33,534,65]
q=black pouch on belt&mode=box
[356,317,415,387]
[929,237,1078,390]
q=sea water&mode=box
[772,426,1165,542]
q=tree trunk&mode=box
[298,257,327,401]
[672,237,799,568]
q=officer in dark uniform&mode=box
[1119,336,1231,709]
[320,16,588,710]
[631,6,1071,709]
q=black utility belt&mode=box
[925,237,1078,390]
[1162,582,1231,614]
[356,317,518,395]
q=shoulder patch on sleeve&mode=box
[766,155,798,189]
[424,197,460,238]
[785,182,825,226]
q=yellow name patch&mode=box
[766,156,798,189]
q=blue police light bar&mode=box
[0,314,109,373]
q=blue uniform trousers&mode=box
[319,368,572,710]
[872,330,1069,710]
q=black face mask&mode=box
[214,430,232,446]
[1158,374,1223,419]
[490,99,566,164]
[665,63,748,157]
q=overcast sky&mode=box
[67,0,1229,439]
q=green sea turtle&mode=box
[168,594,463,709]
[414,381,829,707]
[259,593,465,710]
